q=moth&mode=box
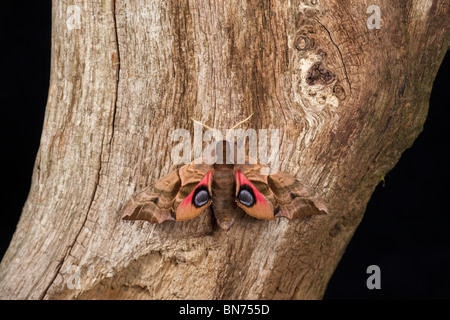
[121,141,328,231]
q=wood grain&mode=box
[0,0,448,299]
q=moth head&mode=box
[213,139,236,164]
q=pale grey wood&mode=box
[0,0,448,299]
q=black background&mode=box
[0,1,448,299]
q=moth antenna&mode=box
[230,113,254,130]
[190,113,253,131]
[190,117,214,131]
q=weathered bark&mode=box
[0,0,448,300]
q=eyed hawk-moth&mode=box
[121,141,328,231]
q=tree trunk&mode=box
[0,0,448,300]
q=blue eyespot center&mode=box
[194,189,209,207]
[238,186,255,207]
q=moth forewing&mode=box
[121,169,182,223]
[234,169,275,220]
[175,170,213,221]
[267,172,328,219]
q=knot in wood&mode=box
[306,61,336,86]
[317,49,327,59]
[295,35,310,50]
[304,8,318,17]
[333,84,346,100]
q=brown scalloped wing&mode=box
[121,170,181,223]
[121,162,212,224]
[267,171,328,219]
